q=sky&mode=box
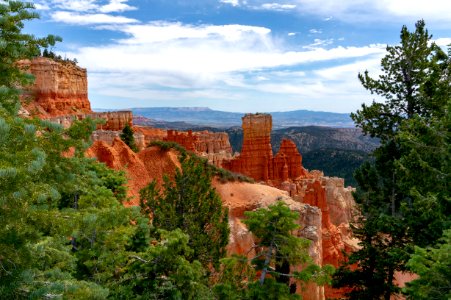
[26,0,451,113]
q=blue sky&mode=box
[26,0,451,113]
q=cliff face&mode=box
[19,57,91,117]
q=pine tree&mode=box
[120,123,138,152]
[0,1,61,115]
[140,155,230,268]
[214,201,334,299]
[333,20,450,299]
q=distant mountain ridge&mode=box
[95,107,354,128]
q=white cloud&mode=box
[34,2,51,10]
[62,21,388,112]
[309,28,322,34]
[288,32,296,36]
[70,22,384,75]
[304,38,334,49]
[290,0,451,25]
[435,38,451,47]
[51,0,99,12]
[51,11,138,25]
[220,0,241,6]
[259,3,297,11]
[99,0,137,13]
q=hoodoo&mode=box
[223,113,309,182]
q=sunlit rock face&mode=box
[18,57,91,117]
[86,137,179,206]
[223,114,308,182]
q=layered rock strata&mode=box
[18,57,91,117]
[223,114,309,182]
[19,57,131,132]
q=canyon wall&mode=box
[19,57,91,117]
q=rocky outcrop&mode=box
[19,57,91,117]
[86,137,180,205]
[133,126,167,146]
[223,114,274,180]
[223,114,309,182]
[273,139,309,181]
[165,130,197,151]
[221,113,359,299]
[137,128,233,167]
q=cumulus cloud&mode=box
[69,22,384,75]
[34,2,51,10]
[61,21,387,112]
[46,0,137,25]
[435,38,451,47]
[51,0,99,12]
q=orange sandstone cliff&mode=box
[18,57,91,117]
[19,57,132,131]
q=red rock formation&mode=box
[273,139,309,180]
[195,131,233,154]
[19,57,91,117]
[223,114,274,180]
[144,128,233,167]
[223,114,308,182]
[298,177,358,299]
[133,126,167,146]
[165,130,197,151]
[86,137,179,205]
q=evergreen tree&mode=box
[405,229,451,299]
[120,123,138,152]
[243,202,334,290]
[0,1,61,115]
[140,155,230,268]
[333,20,450,299]
[212,202,333,299]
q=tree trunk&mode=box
[259,243,273,285]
